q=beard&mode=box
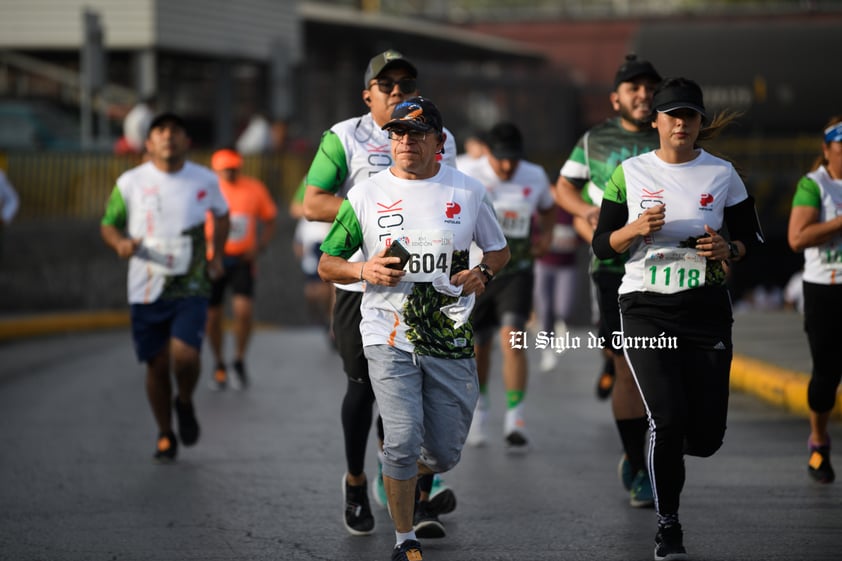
[619,105,652,130]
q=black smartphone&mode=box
[384,239,411,270]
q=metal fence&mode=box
[1,151,311,220]
[0,135,823,233]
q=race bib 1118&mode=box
[643,247,706,294]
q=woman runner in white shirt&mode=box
[787,115,842,485]
[592,77,764,561]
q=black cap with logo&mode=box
[381,97,443,135]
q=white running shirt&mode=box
[106,161,228,303]
[606,150,748,294]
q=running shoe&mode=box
[372,459,388,508]
[173,397,200,446]
[466,399,489,447]
[654,524,688,561]
[232,359,249,389]
[596,356,615,400]
[540,350,558,372]
[630,469,654,508]
[209,363,227,391]
[808,438,835,484]
[391,539,423,561]
[341,474,374,536]
[153,431,178,463]
[504,404,529,453]
[428,475,456,515]
[413,500,445,539]
[618,455,635,491]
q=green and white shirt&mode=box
[792,165,842,285]
[320,165,507,358]
[560,118,660,273]
[101,161,229,304]
[604,149,748,295]
[306,112,457,292]
[460,156,554,276]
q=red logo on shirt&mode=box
[197,190,207,201]
[377,200,404,213]
[445,201,461,218]
[523,186,532,197]
[700,193,714,207]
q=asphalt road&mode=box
[0,324,839,561]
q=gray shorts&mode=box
[364,344,479,481]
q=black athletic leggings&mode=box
[803,281,842,414]
[334,289,384,476]
[619,286,733,517]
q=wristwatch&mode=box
[475,263,494,284]
[727,241,740,260]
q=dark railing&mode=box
[1,151,311,220]
[0,136,823,233]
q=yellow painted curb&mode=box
[0,311,130,341]
[0,311,279,342]
[731,354,842,419]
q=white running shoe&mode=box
[466,399,489,447]
[540,350,558,372]
[504,403,529,453]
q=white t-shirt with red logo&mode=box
[320,164,507,357]
[605,149,748,295]
[107,161,228,303]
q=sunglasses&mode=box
[373,77,417,94]
[387,129,428,142]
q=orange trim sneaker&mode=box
[154,431,177,463]
[210,363,227,391]
[596,356,615,400]
[391,539,423,561]
[808,438,835,484]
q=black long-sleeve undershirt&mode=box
[591,195,764,261]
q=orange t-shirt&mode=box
[206,175,278,258]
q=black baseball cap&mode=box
[146,112,187,137]
[363,50,417,87]
[652,77,707,118]
[613,54,661,89]
[486,122,524,160]
[381,97,443,135]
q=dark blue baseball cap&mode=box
[381,97,443,135]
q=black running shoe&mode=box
[413,500,445,539]
[654,524,688,561]
[808,441,835,484]
[341,475,374,536]
[153,431,178,463]
[233,359,249,389]
[596,356,615,400]
[427,486,457,516]
[174,397,200,446]
[391,539,423,561]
